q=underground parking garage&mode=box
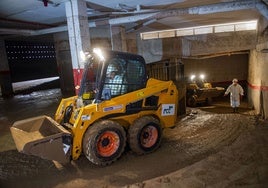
[0,0,268,187]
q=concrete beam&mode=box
[65,0,91,94]
[256,1,268,20]
[154,0,255,19]
[0,28,33,36]
[35,26,68,36]
[0,13,157,36]
[0,0,266,36]
[189,0,255,15]
[126,19,157,33]
[88,13,157,27]
[127,0,258,33]
[122,0,261,33]
[262,0,268,6]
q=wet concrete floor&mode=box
[0,87,267,188]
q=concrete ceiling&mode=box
[0,0,267,37]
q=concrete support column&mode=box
[248,18,268,119]
[110,26,127,52]
[0,39,13,97]
[248,47,268,119]
[170,57,186,116]
[54,32,75,96]
[65,0,90,94]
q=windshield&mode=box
[78,50,147,104]
[79,56,102,101]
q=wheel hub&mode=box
[97,131,120,157]
[142,132,149,139]
[141,125,158,148]
[101,138,110,147]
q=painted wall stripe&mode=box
[248,82,268,91]
[73,68,84,94]
[0,70,10,75]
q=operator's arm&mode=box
[224,85,231,96]
[239,85,244,100]
[239,85,244,96]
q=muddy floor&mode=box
[0,89,268,188]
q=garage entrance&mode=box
[5,41,58,82]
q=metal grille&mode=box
[146,59,184,82]
[147,60,170,81]
[5,41,58,82]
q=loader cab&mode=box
[79,49,147,104]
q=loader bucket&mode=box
[10,115,72,163]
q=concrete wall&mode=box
[136,26,268,119]
[137,31,256,63]
[137,38,163,63]
[127,38,138,54]
[53,27,112,95]
[54,32,75,96]
[137,31,253,91]
[183,53,248,84]
[247,18,268,119]
[248,50,268,119]
[137,37,182,63]
[187,31,257,56]
[89,27,111,49]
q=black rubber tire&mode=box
[187,95,197,107]
[82,120,126,166]
[207,97,213,105]
[128,116,162,155]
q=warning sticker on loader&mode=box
[161,104,175,116]
[81,115,91,121]
[63,143,70,154]
[103,104,123,112]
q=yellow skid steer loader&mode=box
[10,49,179,165]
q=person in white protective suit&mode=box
[224,78,244,113]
